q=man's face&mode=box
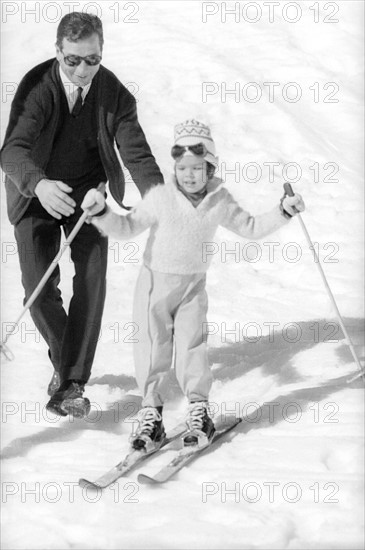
[56,33,102,86]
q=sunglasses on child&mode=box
[62,53,102,67]
[171,143,208,159]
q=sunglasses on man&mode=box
[62,53,102,67]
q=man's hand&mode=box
[282,193,305,217]
[81,189,106,216]
[35,179,76,220]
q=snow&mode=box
[0,1,364,549]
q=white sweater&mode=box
[93,176,289,274]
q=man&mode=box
[0,12,163,417]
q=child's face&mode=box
[175,155,207,194]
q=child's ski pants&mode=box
[133,265,213,407]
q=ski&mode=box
[347,368,365,383]
[137,416,242,485]
[79,422,187,490]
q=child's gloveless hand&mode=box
[81,189,106,216]
[282,193,305,217]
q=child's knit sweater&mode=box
[92,175,289,274]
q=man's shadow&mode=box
[1,318,363,460]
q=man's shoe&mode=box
[46,380,91,418]
[183,401,215,447]
[130,407,166,452]
[47,370,60,397]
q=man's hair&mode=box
[56,12,104,49]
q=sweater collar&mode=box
[176,181,208,207]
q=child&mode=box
[82,119,304,450]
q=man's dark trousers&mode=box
[14,208,108,384]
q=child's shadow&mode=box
[1,318,363,460]
[186,372,363,463]
[208,317,364,385]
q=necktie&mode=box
[72,87,83,117]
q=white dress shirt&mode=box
[59,66,92,113]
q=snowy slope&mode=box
[1,1,364,549]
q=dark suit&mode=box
[1,58,163,383]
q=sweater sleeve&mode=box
[0,80,47,197]
[92,186,158,239]
[220,190,290,239]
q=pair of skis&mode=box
[79,416,242,489]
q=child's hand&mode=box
[81,189,106,216]
[282,193,305,217]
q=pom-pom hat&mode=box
[172,119,218,165]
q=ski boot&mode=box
[130,407,166,452]
[183,401,215,448]
[46,380,91,418]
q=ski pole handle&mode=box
[283,182,299,214]
[284,182,295,197]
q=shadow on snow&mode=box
[1,318,363,460]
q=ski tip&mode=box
[346,370,365,384]
[78,478,103,491]
[137,473,160,485]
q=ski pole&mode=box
[0,182,105,360]
[283,182,363,379]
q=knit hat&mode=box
[173,119,218,165]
